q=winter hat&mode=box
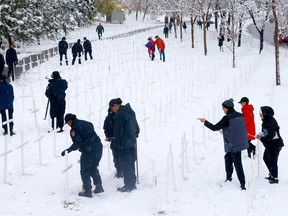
[51,71,61,79]
[148,37,152,40]
[77,39,81,43]
[109,98,122,107]
[155,35,159,38]
[65,113,77,123]
[83,37,87,40]
[62,37,66,40]
[222,98,234,109]
[238,97,249,104]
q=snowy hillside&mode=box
[1,16,288,216]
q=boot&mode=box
[93,184,104,194]
[66,61,68,65]
[78,190,92,198]
[269,177,279,184]
[117,185,136,193]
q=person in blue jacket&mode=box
[0,75,15,135]
[71,39,83,65]
[109,98,140,192]
[103,106,122,178]
[61,113,104,198]
[199,98,248,190]
[45,71,68,132]
[257,106,284,184]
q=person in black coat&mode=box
[96,23,104,40]
[163,25,169,38]
[110,98,140,192]
[45,71,68,132]
[61,113,104,198]
[183,21,187,32]
[199,98,249,190]
[5,44,18,81]
[0,53,5,75]
[58,37,68,66]
[103,105,122,178]
[257,106,284,184]
[83,37,93,61]
[71,39,83,65]
[0,75,15,135]
[218,32,225,51]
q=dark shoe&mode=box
[265,173,272,181]
[3,131,8,136]
[241,185,246,190]
[117,185,137,193]
[93,184,104,194]
[57,129,64,133]
[10,131,15,136]
[78,191,92,198]
[225,178,232,182]
[269,177,279,184]
[60,62,62,66]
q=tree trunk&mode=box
[272,0,280,85]
[202,17,207,56]
[259,29,264,54]
[238,20,242,47]
[214,12,218,31]
[191,16,195,48]
[174,15,177,39]
[180,15,183,42]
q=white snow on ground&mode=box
[1,15,288,216]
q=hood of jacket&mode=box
[242,104,254,113]
[261,106,274,121]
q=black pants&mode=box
[247,140,256,158]
[119,147,136,188]
[224,151,245,187]
[50,99,65,130]
[84,50,93,60]
[7,63,15,81]
[80,147,103,193]
[98,32,103,39]
[0,109,14,133]
[111,143,121,174]
[263,147,282,178]
[59,52,68,64]
[72,53,81,65]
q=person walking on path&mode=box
[218,32,225,52]
[0,75,15,136]
[163,25,169,38]
[256,106,284,184]
[145,37,155,61]
[109,98,140,192]
[5,44,18,81]
[45,71,68,133]
[238,97,256,158]
[0,53,5,76]
[61,113,104,198]
[154,36,166,62]
[71,39,83,65]
[96,23,104,40]
[198,98,248,190]
[58,37,69,66]
[83,37,93,61]
[183,21,187,32]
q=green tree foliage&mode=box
[94,0,124,16]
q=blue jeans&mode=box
[159,50,165,62]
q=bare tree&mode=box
[272,0,280,85]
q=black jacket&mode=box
[83,40,92,51]
[6,48,18,65]
[72,42,83,54]
[45,78,68,101]
[260,106,284,149]
[58,40,68,54]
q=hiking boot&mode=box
[78,191,92,198]
[269,177,279,184]
[225,177,232,182]
[241,185,246,190]
[10,131,15,136]
[265,173,272,181]
[3,131,8,136]
[57,128,64,133]
[117,185,136,193]
[93,184,104,194]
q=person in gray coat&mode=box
[198,98,249,190]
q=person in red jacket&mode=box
[154,35,166,62]
[238,97,256,158]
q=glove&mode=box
[61,148,71,157]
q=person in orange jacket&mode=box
[154,36,166,62]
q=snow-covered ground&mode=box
[1,15,288,216]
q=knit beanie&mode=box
[222,98,234,109]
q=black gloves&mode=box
[61,148,71,156]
